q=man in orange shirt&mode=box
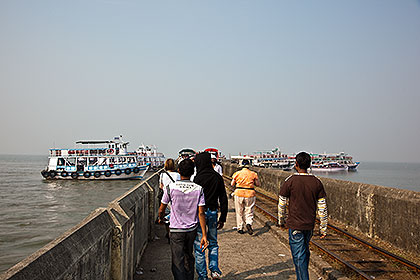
[231,159,260,235]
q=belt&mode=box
[235,187,255,190]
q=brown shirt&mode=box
[279,173,326,230]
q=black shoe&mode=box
[238,229,245,234]
[246,224,253,235]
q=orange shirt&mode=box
[232,168,258,198]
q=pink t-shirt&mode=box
[161,180,206,231]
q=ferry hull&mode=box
[41,166,149,180]
[310,167,348,172]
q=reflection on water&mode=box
[0,155,147,273]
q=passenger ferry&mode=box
[136,144,165,171]
[248,148,294,171]
[310,152,360,172]
[41,136,150,180]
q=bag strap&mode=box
[161,169,175,203]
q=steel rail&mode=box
[311,240,374,280]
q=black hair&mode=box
[242,159,250,166]
[295,152,311,170]
[178,158,195,177]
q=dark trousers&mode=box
[170,229,197,280]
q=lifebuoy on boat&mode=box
[61,171,68,177]
[124,168,132,175]
[50,170,57,178]
[94,171,101,178]
[71,172,78,179]
[115,169,122,176]
[83,171,91,178]
[108,149,114,154]
[104,171,111,177]
[133,167,140,173]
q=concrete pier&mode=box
[2,163,419,279]
[136,199,322,280]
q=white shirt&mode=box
[214,164,223,176]
[159,171,181,188]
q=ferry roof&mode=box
[76,140,128,144]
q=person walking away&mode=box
[158,159,208,280]
[211,154,223,176]
[278,151,328,280]
[230,159,260,235]
[159,158,181,241]
[159,158,181,200]
[193,152,228,280]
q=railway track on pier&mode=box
[223,175,420,280]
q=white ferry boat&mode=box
[310,152,360,172]
[310,162,348,172]
[41,136,150,180]
[136,144,165,171]
[249,148,294,171]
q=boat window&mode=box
[98,157,107,165]
[57,158,65,166]
[89,157,98,165]
[66,158,76,166]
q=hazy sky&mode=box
[1,1,419,162]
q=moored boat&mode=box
[136,144,165,171]
[41,136,149,180]
[311,152,360,171]
[310,162,348,172]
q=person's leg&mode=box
[244,196,256,225]
[184,229,197,280]
[288,229,311,280]
[206,210,222,276]
[194,213,208,280]
[171,232,187,280]
[234,195,245,231]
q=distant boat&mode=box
[310,152,360,171]
[136,144,165,171]
[41,135,149,180]
[246,147,294,171]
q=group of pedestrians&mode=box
[158,152,227,280]
[157,150,328,280]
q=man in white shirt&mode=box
[211,154,223,176]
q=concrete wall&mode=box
[223,162,420,257]
[0,171,161,280]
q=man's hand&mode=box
[217,221,224,230]
[200,236,209,252]
[320,234,327,239]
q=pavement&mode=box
[135,198,325,280]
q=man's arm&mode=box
[198,206,208,251]
[158,203,167,224]
[217,178,228,229]
[317,197,328,238]
[278,195,287,228]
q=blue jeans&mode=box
[194,209,221,280]
[288,229,313,280]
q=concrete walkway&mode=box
[136,199,322,280]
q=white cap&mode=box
[211,154,217,159]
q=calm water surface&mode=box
[0,156,419,273]
[315,161,420,192]
[0,155,150,273]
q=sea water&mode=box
[0,155,419,273]
[0,155,150,273]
